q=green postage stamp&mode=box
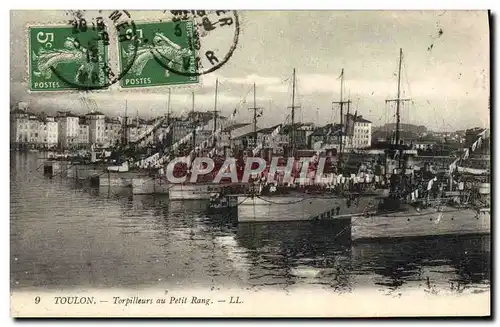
[118,20,199,88]
[28,20,199,91]
[29,26,109,91]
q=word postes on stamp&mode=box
[118,20,199,88]
[29,25,110,91]
[27,10,240,91]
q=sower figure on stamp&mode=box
[33,36,93,83]
[123,32,193,78]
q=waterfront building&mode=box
[118,117,154,145]
[104,117,122,147]
[10,107,58,148]
[86,111,106,146]
[38,116,58,148]
[10,108,30,145]
[309,123,344,151]
[344,114,372,149]
[233,124,288,152]
[219,123,252,148]
[57,111,79,149]
[280,122,314,149]
[77,117,90,147]
[27,114,41,144]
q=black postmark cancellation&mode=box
[31,10,240,91]
[35,10,140,91]
[152,10,240,77]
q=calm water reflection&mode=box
[10,152,490,293]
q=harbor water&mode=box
[11,152,490,294]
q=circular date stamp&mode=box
[28,10,139,91]
[150,10,240,77]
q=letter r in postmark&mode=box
[118,20,199,88]
[28,26,109,91]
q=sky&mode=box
[10,10,490,131]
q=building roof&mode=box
[85,110,105,116]
[10,109,30,116]
[222,123,251,132]
[57,111,79,118]
[355,116,372,123]
[232,131,252,140]
[38,116,55,123]
[297,122,315,130]
[279,122,313,134]
[345,113,372,124]
[258,124,281,135]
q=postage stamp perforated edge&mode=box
[24,19,113,95]
[23,14,206,94]
[115,18,203,92]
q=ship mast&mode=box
[122,99,128,146]
[386,48,410,147]
[212,79,219,148]
[288,69,300,156]
[332,69,351,173]
[386,48,411,175]
[191,91,196,151]
[249,82,262,147]
[395,49,403,145]
[167,88,171,123]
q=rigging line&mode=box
[216,80,226,90]
[401,52,412,97]
[241,85,253,105]
[227,85,253,121]
[282,72,292,84]
[372,114,386,126]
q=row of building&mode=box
[11,109,143,149]
[232,114,373,152]
[10,105,376,153]
[10,107,233,150]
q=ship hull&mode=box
[351,207,490,241]
[64,163,104,180]
[168,184,222,200]
[208,195,239,213]
[237,195,378,222]
[132,176,170,194]
[99,171,135,187]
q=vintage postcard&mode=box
[10,10,491,317]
